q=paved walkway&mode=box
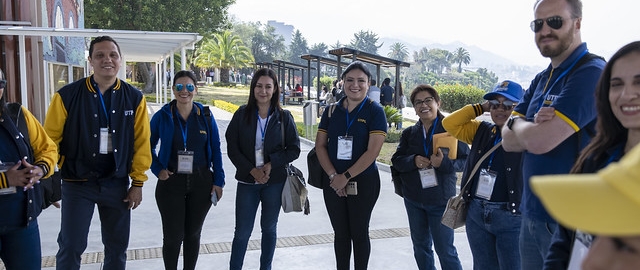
[26,103,474,270]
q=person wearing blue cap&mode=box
[443,80,525,270]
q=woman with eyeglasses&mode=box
[226,68,300,270]
[442,80,525,270]
[391,84,468,270]
[149,70,225,270]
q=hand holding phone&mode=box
[211,192,218,206]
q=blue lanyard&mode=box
[486,131,502,170]
[537,50,589,109]
[174,107,191,150]
[422,117,439,156]
[256,108,271,142]
[97,89,110,128]
[345,97,367,136]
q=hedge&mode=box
[436,84,486,113]
[212,99,239,114]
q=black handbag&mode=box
[390,165,403,197]
[306,147,324,189]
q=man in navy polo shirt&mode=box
[501,0,605,269]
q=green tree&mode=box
[426,48,452,75]
[287,30,309,65]
[232,21,285,64]
[309,43,329,57]
[412,47,429,72]
[194,31,254,83]
[388,42,409,61]
[451,47,471,73]
[349,30,382,54]
[85,0,233,92]
[330,40,343,49]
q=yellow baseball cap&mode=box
[531,143,640,236]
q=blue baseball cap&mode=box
[483,80,523,102]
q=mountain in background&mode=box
[378,37,545,88]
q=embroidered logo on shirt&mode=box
[200,130,207,135]
[124,110,134,116]
[358,118,366,124]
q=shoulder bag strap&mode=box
[459,141,502,194]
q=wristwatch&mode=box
[344,171,352,180]
[506,116,525,130]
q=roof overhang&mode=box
[0,26,202,62]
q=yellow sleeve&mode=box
[43,93,67,168]
[23,107,57,178]
[442,104,483,145]
[129,97,152,186]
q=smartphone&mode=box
[211,192,218,206]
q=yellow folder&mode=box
[433,132,458,159]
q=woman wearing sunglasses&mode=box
[443,80,524,270]
[149,70,225,270]
[391,84,469,270]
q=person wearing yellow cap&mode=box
[532,40,640,270]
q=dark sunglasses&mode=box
[175,83,195,92]
[488,100,516,110]
[413,97,435,107]
[530,16,565,32]
[0,80,6,89]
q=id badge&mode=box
[346,181,358,195]
[255,147,264,168]
[475,169,497,200]
[0,162,16,195]
[177,150,194,174]
[567,230,593,270]
[99,128,113,154]
[419,167,438,188]
[337,136,353,160]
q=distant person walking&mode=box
[380,78,393,106]
[367,79,381,103]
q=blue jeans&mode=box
[465,199,522,270]
[404,198,462,270]
[519,215,557,270]
[56,179,131,270]
[229,181,285,270]
[0,220,41,270]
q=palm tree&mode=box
[388,42,409,61]
[194,31,254,83]
[451,47,471,73]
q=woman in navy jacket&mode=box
[391,84,468,270]
[0,68,57,270]
[226,68,301,270]
[150,70,225,270]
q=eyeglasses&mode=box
[175,83,195,92]
[0,80,6,89]
[413,97,435,107]
[488,100,516,110]
[530,16,566,33]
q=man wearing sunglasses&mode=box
[43,36,152,270]
[501,0,606,269]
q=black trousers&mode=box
[155,168,213,270]
[323,170,381,270]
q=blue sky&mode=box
[228,0,640,66]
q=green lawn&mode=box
[147,85,414,165]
